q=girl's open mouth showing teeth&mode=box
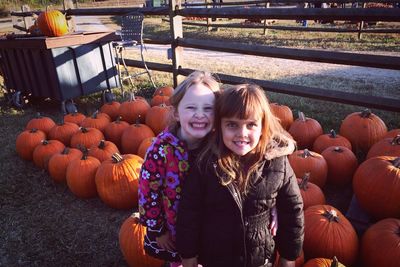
[191,122,207,129]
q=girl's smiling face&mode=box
[175,83,215,148]
[221,115,262,156]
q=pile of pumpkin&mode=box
[15,89,399,266]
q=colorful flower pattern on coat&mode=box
[138,130,189,238]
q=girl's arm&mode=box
[176,164,204,261]
[275,156,304,261]
[138,140,167,234]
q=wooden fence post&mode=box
[169,0,184,87]
[206,0,211,32]
[358,2,367,40]
[64,0,76,33]
[21,5,33,31]
[263,1,270,35]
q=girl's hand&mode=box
[155,231,176,251]
[277,257,295,267]
[181,257,198,267]
[269,206,278,236]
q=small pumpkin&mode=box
[66,152,101,199]
[119,213,165,267]
[137,137,156,159]
[321,146,358,186]
[288,149,328,188]
[37,10,69,37]
[48,119,79,146]
[95,153,143,209]
[339,109,387,153]
[103,116,130,150]
[121,121,155,155]
[150,92,170,107]
[25,112,55,135]
[119,94,150,124]
[297,173,326,210]
[64,111,86,126]
[153,86,174,97]
[313,130,352,154]
[100,101,121,121]
[269,103,294,130]
[88,140,119,162]
[32,139,65,169]
[70,127,105,149]
[145,104,172,136]
[80,110,111,133]
[48,147,83,183]
[288,111,323,149]
[303,256,346,267]
[366,135,400,159]
[382,129,400,140]
[16,128,46,161]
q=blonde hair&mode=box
[168,71,220,135]
[198,84,295,193]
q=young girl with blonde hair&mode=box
[139,71,220,267]
[176,84,304,267]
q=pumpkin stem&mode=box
[80,127,88,133]
[299,173,310,190]
[81,147,89,160]
[111,153,124,163]
[30,128,39,133]
[329,129,337,138]
[330,256,339,267]
[35,112,42,118]
[92,110,99,119]
[98,140,106,149]
[301,149,312,158]
[42,140,49,145]
[129,92,136,102]
[392,157,400,168]
[322,208,340,223]
[333,146,343,153]
[115,116,122,123]
[360,109,372,118]
[62,147,70,155]
[298,111,306,122]
[135,115,142,126]
[390,135,400,146]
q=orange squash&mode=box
[37,10,69,37]
[16,128,46,161]
[289,112,323,150]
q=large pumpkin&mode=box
[88,140,119,162]
[297,174,325,210]
[353,156,400,219]
[48,119,79,147]
[339,109,387,153]
[25,112,55,135]
[121,123,155,155]
[303,205,358,266]
[145,104,172,136]
[37,10,69,37]
[360,218,400,267]
[80,111,111,133]
[32,139,65,169]
[119,213,165,267]
[119,94,150,124]
[95,153,142,209]
[366,135,400,159]
[48,147,83,183]
[70,127,104,149]
[103,116,130,150]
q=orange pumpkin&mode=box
[137,137,156,159]
[48,147,83,183]
[339,109,387,153]
[353,156,400,219]
[270,103,293,130]
[25,112,55,135]
[103,116,130,150]
[274,250,304,267]
[145,104,172,135]
[289,112,323,150]
[288,149,328,188]
[100,101,121,121]
[32,139,65,169]
[95,153,142,209]
[119,94,150,124]
[382,129,400,139]
[360,218,400,267]
[297,174,325,210]
[66,154,101,199]
[303,205,358,266]
[303,256,346,267]
[64,112,86,126]
[48,119,79,146]
[153,86,174,97]
[150,92,170,107]
[313,130,352,154]
[37,10,69,37]
[366,135,400,159]
[88,140,119,162]
[70,127,105,149]
[80,111,111,133]
[119,213,165,267]
[16,128,46,161]
[321,146,358,186]
[121,123,155,155]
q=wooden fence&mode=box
[9,0,400,112]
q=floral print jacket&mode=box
[138,129,189,239]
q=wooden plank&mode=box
[177,7,400,22]
[177,37,400,70]
[178,67,400,112]
[123,58,173,72]
[169,0,184,87]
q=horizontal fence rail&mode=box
[184,0,400,6]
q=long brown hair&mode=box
[168,71,220,135]
[198,84,295,193]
